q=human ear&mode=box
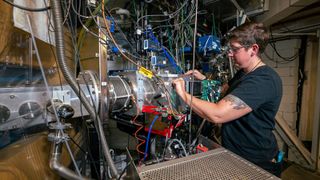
[251,44,259,56]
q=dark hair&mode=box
[229,22,269,53]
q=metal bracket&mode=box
[52,88,71,105]
[48,122,72,143]
[48,132,70,144]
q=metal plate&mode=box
[138,148,280,180]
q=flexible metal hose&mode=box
[50,133,88,180]
[51,0,119,178]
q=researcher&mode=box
[172,21,283,177]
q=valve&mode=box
[47,99,74,120]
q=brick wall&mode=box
[262,39,300,131]
[262,39,303,163]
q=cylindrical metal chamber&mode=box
[108,71,157,113]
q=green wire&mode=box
[77,1,109,51]
[133,0,137,21]
[212,13,216,36]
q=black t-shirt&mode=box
[221,65,282,163]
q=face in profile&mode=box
[227,41,252,69]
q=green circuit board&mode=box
[201,80,221,102]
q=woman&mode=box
[172,22,283,177]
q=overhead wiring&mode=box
[135,0,188,25]
[62,0,72,25]
[102,3,174,109]
[269,28,300,62]
[74,0,102,40]
[66,0,82,74]
[101,0,140,67]
[101,7,150,61]
[77,14,105,42]
[101,0,160,78]
[77,1,108,54]
[152,2,195,32]
[70,0,97,19]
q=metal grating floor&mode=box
[138,148,279,180]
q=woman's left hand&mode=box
[172,78,186,97]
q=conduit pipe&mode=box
[50,0,119,178]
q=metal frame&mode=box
[138,148,280,180]
[98,17,109,122]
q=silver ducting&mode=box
[76,71,158,114]
[107,71,157,113]
[109,76,133,112]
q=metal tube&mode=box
[27,14,86,177]
[228,57,235,78]
[27,37,33,85]
[65,141,82,176]
[50,142,87,180]
[51,0,119,178]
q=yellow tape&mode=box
[138,67,153,79]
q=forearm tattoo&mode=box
[223,94,249,110]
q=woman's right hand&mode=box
[185,70,206,80]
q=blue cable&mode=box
[147,30,183,74]
[162,47,183,74]
[144,115,159,161]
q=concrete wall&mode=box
[262,37,320,169]
[262,39,300,131]
[262,39,301,163]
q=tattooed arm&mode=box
[222,94,249,110]
[176,90,252,123]
[173,78,252,123]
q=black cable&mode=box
[161,136,169,160]
[269,42,298,62]
[70,136,101,180]
[263,49,295,64]
[69,137,87,157]
[3,0,50,12]
[269,27,300,62]
[117,161,132,180]
[295,36,307,136]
